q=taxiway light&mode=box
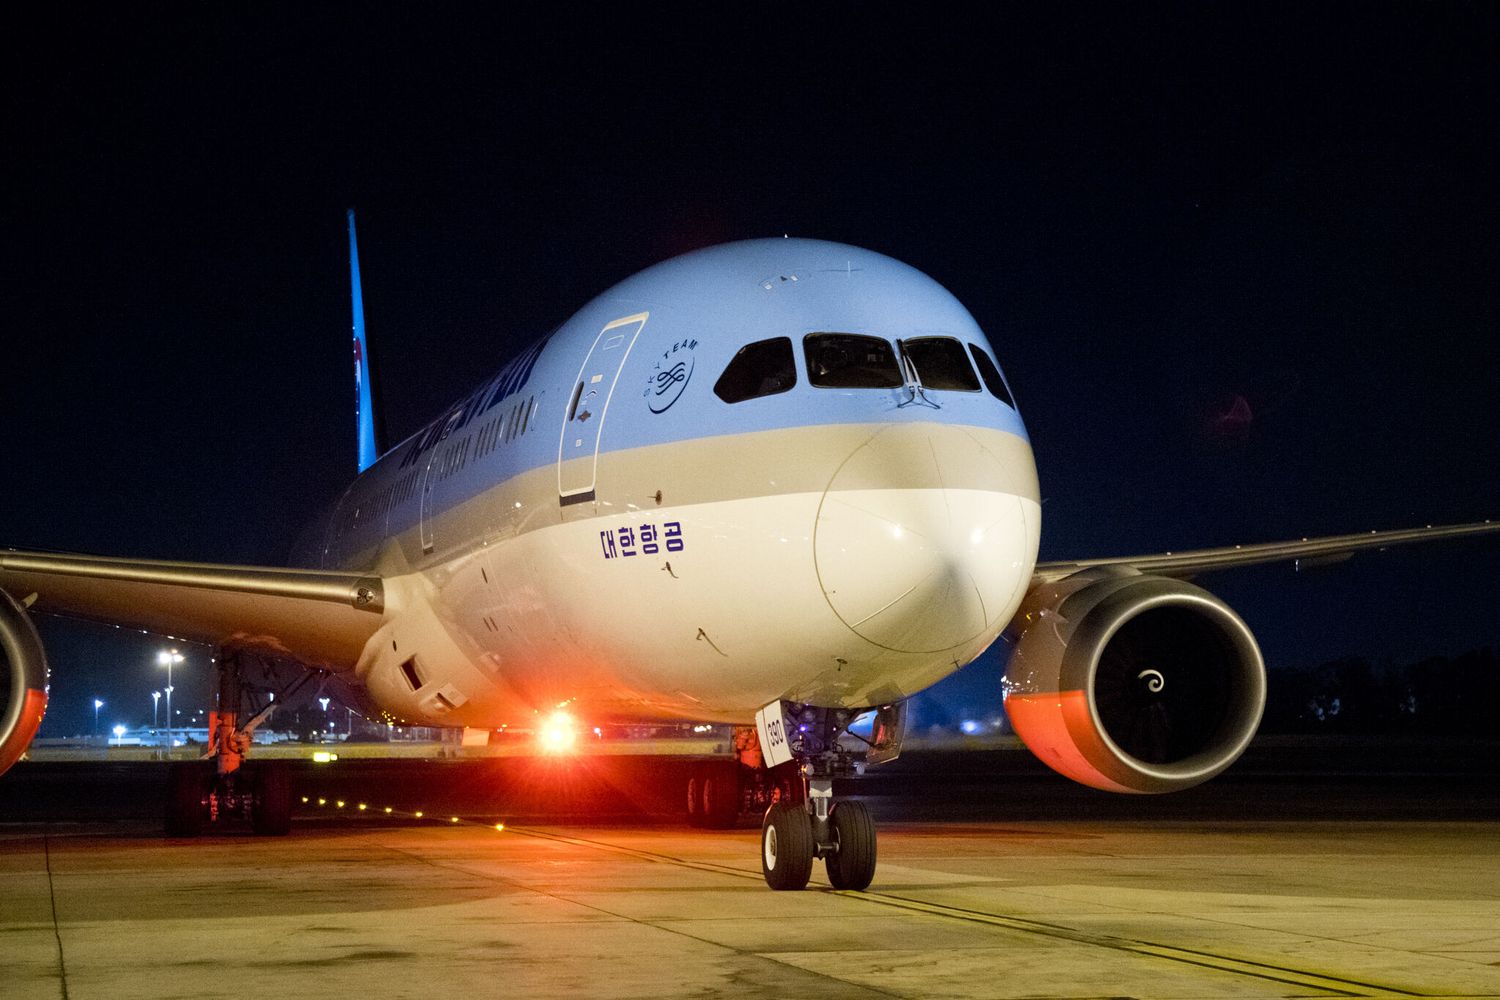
[312,751,339,763]
[450,816,459,823]
[317,798,327,806]
[358,803,367,811]
[383,807,392,814]
[414,811,424,818]
[494,823,505,831]
[301,797,309,803]
[336,800,345,809]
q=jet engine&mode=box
[1003,568,1265,793]
[0,589,49,778]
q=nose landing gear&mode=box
[753,701,901,891]
[683,702,905,890]
[758,767,878,891]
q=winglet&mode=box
[348,209,380,473]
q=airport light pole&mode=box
[152,690,161,730]
[93,698,103,737]
[158,649,184,747]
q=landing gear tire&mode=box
[252,763,292,836]
[825,800,877,891]
[761,802,814,891]
[701,771,740,829]
[685,774,704,827]
[164,762,207,837]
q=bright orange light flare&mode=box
[538,710,579,754]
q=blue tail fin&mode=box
[348,209,380,473]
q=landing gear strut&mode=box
[163,647,308,837]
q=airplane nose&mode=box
[814,423,1033,654]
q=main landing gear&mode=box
[685,727,773,830]
[684,701,904,892]
[163,648,309,838]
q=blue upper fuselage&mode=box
[299,237,1028,568]
[574,237,1027,448]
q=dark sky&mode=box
[4,4,1497,734]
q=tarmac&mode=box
[2,741,1498,999]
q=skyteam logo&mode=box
[645,338,697,414]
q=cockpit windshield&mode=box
[899,337,980,391]
[804,333,903,388]
[968,343,1016,407]
[714,337,797,403]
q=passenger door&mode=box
[557,312,648,505]
[418,410,463,553]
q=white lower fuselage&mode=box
[341,422,1040,729]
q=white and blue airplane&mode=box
[1,215,1495,889]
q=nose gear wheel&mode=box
[825,800,877,890]
[761,802,814,890]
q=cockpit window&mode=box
[968,343,1016,407]
[804,333,903,388]
[900,337,981,391]
[714,337,797,403]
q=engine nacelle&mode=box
[1004,568,1265,793]
[0,589,49,777]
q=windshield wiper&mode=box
[896,340,941,409]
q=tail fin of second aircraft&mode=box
[347,209,383,473]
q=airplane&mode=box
[1,214,1495,891]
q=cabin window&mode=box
[714,337,797,403]
[803,333,903,389]
[900,337,980,391]
[968,343,1016,407]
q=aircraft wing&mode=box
[1032,520,1500,584]
[0,549,386,668]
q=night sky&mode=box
[5,5,1498,735]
